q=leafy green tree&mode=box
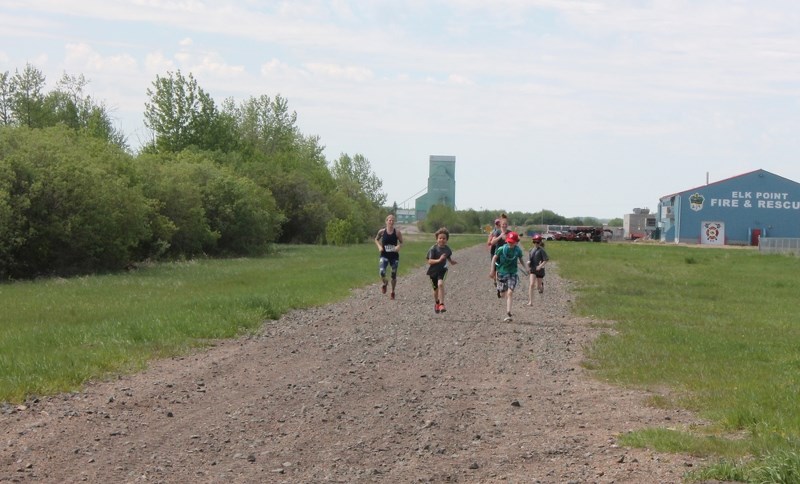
[329,153,387,242]
[421,204,465,233]
[0,71,12,125]
[607,217,623,227]
[231,94,299,159]
[225,93,335,243]
[9,64,48,128]
[331,153,387,207]
[46,72,128,149]
[460,208,482,232]
[143,70,232,153]
[581,216,602,226]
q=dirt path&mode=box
[1,244,707,483]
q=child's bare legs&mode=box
[527,273,535,305]
[506,289,513,314]
[438,281,446,311]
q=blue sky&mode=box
[3,1,800,219]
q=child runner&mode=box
[374,214,403,300]
[426,227,457,313]
[486,217,501,253]
[488,214,509,261]
[490,231,525,322]
[527,234,550,306]
[487,214,510,294]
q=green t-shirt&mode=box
[494,244,523,275]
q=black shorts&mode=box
[428,267,448,289]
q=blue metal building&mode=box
[657,169,800,245]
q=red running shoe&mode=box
[390,292,395,300]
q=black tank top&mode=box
[379,229,400,260]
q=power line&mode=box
[397,187,427,207]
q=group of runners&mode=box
[373,213,548,321]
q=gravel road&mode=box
[1,244,709,483]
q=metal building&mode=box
[623,208,657,240]
[657,169,800,245]
[415,155,456,220]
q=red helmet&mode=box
[506,231,519,244]
[532,234,543,242]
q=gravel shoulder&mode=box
[1,244,708,483]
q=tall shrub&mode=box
[0,126,154,278]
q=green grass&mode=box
[0,234,483,402]
[547,241,800,482]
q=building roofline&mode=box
[657,168,797,201]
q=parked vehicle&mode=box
[551,226,606,242]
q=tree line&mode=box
[0,64,617,280]
[0,65,387,280]
[417,205,620,234]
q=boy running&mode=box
[426,227,457,314]
[489,231,525,322]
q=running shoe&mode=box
[435,303,441,314]
[503,312,513,322]
[390,292,395,300]
[439,303,446,313]
[381,283,387,294]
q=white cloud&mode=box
[304,63,373,82]
[64,42,137,73]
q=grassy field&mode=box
[2,236,800,481]
[546,241,800,482]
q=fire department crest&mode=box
[704,222,721,241]
[689,192,705,212]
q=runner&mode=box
[489,231,525,322]
[374,214,403,300]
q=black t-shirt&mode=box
[426,244,452,276]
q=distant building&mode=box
[395,208,416,224]
[658,169,800,245]
[623,208,657,240]
[415,155,456,221]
